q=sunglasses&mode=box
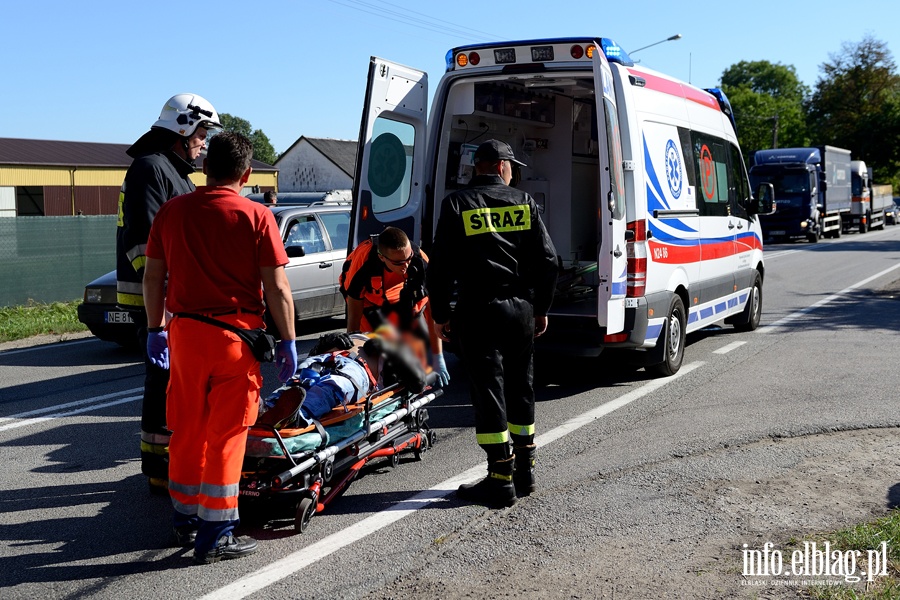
[378,251,414,266]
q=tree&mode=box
[219,113,278,165]
[720,61,810,159]
[806,35,900,184]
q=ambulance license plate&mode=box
[769,230,785,236]
[105,311,134,324]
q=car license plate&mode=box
[769,230,785,236]
[105,311,134,324]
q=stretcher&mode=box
[239,374,440,533]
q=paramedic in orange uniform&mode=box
[143,132,297,564]
[341,226,450,386]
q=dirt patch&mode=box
[364,428,900,599]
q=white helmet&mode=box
[152,93,222,138]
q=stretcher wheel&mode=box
[295,497,315,533]
[390,452,400,468]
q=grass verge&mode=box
[0,300,87,342]
[801,510,900,599]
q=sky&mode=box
[4,0,899,156]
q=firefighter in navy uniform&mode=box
[340,226,450,387]
[116,93,222,493]
[427,139,558,508]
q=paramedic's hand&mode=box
[146,330,169,370]
[534,315,548,338]
[276,339,298,383]
[432,352,450,388]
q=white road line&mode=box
[200,361,704,600]
[761,261,900,333]
[0,337,98,356]
[0,387,143,421]
[713,341,747,355]
[0,388,142,433]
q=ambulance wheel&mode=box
[295,497,315,533]
[648,295,685,377]
[733,272,762,332]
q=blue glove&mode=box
[276,339,298,383]
[147,331,169,370]
[432,353,450,388]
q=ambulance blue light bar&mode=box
[447,37,635,71]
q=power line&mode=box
[327,0,501,44]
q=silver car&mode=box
[78,201,351,346]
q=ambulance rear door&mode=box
[593,44,627,334]
[350,57,428,250]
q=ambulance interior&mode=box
[431,75,604,314]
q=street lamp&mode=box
[629,34,682,55]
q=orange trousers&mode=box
[166,314,262,523]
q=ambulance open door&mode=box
[350,57,428,251]
[592,43,627,334]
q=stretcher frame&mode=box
[239,378,440,532]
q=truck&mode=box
[348,37,773,376]
[846,163,891,233]
[749,146,852,243]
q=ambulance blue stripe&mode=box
[643,135,669,212]
[715,302,727,313]
[645,323,663,340]
[648,221,700,244]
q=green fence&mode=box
[0,216,117,307]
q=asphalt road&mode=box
[2,226,900,599]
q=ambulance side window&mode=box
[368,116,415,214]
[602,98,625,220]
[691,132,730,217]
[677,127,696,201]
[728,143,750,219]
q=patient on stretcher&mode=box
[258,328,428,431]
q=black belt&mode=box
[190,308,263,317]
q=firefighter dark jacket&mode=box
[115,150,195,307]
[426,174,559,324]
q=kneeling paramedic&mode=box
[340,226,450,387]
[143,132,298,565]
[427,139,558,508]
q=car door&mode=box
[691,131,737,308]
[593,42,627,334]
[282,214,336,318]
[317,209,352,314]
[350,57,428,249]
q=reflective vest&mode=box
[339,239,429,331]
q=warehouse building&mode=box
[0,137,278,217]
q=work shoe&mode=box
[457,456,516,508]
[513,444,537,497]
[193,534,258,565]
[148,478,169,496]
[173,526,197,548]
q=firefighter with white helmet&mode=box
[116,93,222,496]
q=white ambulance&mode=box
[349,37,773,376]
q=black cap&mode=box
[473,139,526,166]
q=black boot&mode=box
[457,456,516,508]
[513,444,536,497]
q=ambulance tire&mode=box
[648,295,686,378]
[733,272,763,333]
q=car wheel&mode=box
[733,272,762,332]
[647,295,686,378]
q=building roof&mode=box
[0,137,276,171]
[277,137,357,177]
